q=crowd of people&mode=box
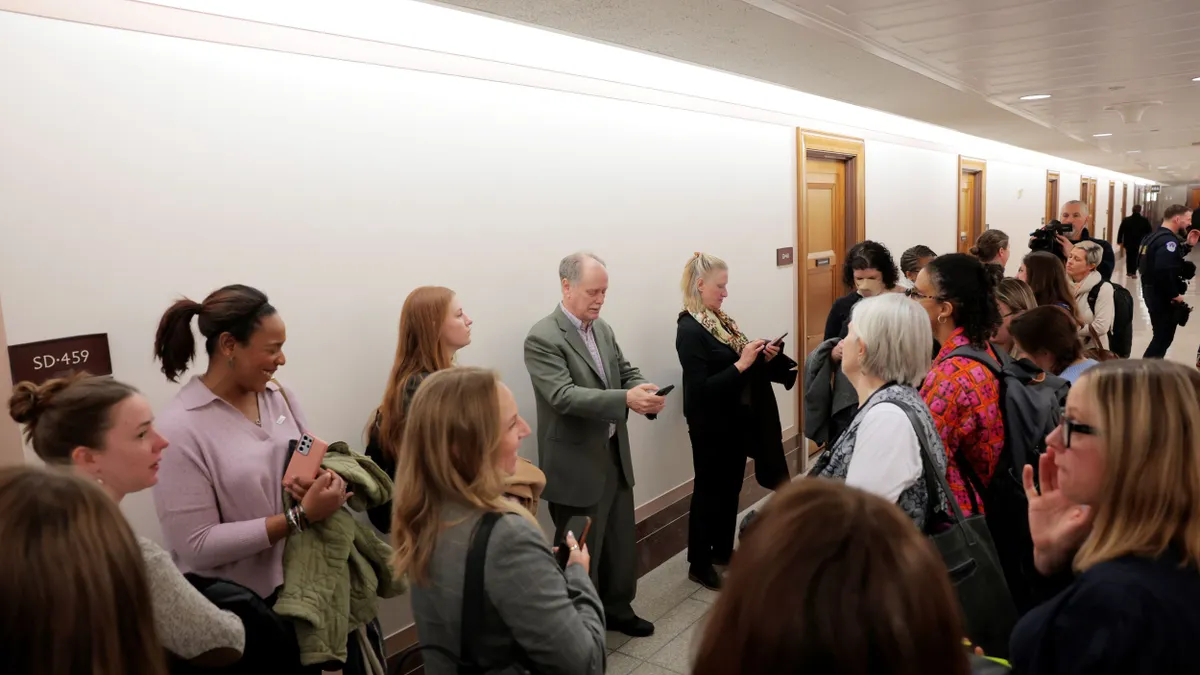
[3,200,1200,674]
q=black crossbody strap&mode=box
[461,511,503,672]
[889,399,973,543]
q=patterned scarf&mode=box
[691,307,750,354]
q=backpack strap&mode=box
[461,511,503,672]
[1087,281,1102,313]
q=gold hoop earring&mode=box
[938,315,947,324]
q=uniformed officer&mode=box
[1139,204,1198,358]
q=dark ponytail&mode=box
[154,299,204,382]
[153,285,276,382]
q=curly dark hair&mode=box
[925,253,1002,348]
[842,240,899,291]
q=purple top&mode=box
[153,377,308,598]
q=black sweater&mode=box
[1010,553,1200,675]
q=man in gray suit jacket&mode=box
[524,252,665,637]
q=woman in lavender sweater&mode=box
[152,284,347,601]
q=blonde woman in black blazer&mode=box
[675,253,797,590]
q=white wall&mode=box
[0,0,1154,638]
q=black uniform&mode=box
[1139,227,1191,358]
[1117,212,1152,276]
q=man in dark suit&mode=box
[1117,204,1153,278]
[523,252,665,637]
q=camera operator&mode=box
[1029,200,1116,280]
[1139,204,1199,358]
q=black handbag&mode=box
[392,512,534,675]
[894,402,1019,659]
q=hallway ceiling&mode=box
[433,0,1200,185]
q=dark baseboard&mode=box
[386,433,800,672]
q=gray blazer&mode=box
[410,503,606,675]
[524,306,647,507]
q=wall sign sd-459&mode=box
[8,333,112,385]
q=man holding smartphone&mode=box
[524,252,664,638]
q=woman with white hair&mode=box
[1065,240,1114,351]
[809,293,948,529]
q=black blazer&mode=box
[675,313,797,481]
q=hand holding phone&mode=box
[647,384,674,420]
[284,432,330,486]
[768,332,788,347]
[555,516,592,570]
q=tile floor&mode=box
[604,498,764,675]
[605,250,1200,674]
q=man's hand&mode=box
[626,383,665,416]
[1056,234,1076,258]
[1187,230,1200,247]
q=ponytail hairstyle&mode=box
[680,252,728,314]
[969,229,1010,263]
[924,253,1003,348]
[153,284,275,381]
[8,373,138,464]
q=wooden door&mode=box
[803,158,846,357]
[1189,187,1200,209]
[1046,171,1060,225]
[1122,184,1128,219]
[1106,181,1115,242]
[1081,178,1097,230]
[958,171,984,252]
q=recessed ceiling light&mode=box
[1127,150,1142,153]
[1020,94,1052,101]
[1193,77,1200,82]
[1093,133,1113,137]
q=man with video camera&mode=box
[1139,204,1198,358]
[1029,200,1116,280]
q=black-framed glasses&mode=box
[905,287,942,302]
[1060,408,1098,448]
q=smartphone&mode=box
[654,384,675,397]
[768,332,788,347]
[283,432,330,486]
[555,516,593,569]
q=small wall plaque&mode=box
[776,247,795,267]
[9,333,112,386]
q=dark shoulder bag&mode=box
[892,401,1018,660]
[392,512,534,675]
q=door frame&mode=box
[1122,183,1128,219]
[0,294,23,466]
[957,156,987,252]
[1046,170,1060,225]
[1106,181,1115,243]
[1080,176,1098,230]
[796,129,865,471]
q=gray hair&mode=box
[849,293,933,387]
[558,252,606,286]
[1064,199,1090,217]
[1075,240,1103,268]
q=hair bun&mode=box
[7,377,75,426]
[968,246,981,256]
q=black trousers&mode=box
[685,423,749,567]
[1126,242,1142,276]
[1144,307,1178,359]
[548,437,637,623]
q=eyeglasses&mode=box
[904,287,944,302]
[1060,409,1098,448]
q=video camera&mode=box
[1029,220,1074,258]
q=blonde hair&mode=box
[0,466,167,675]
[680,252,728,314]
[390,367,536,583]
[1074,360,1200,571]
